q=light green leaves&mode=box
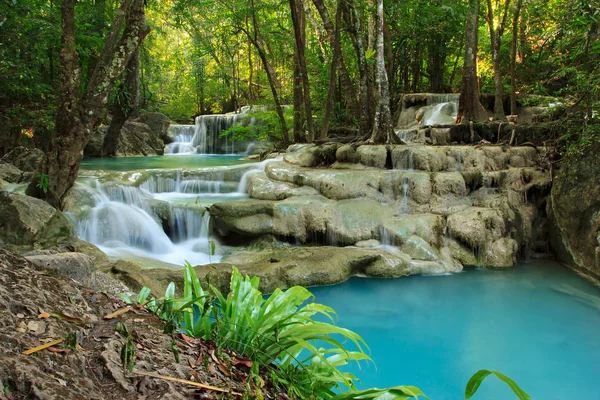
[464,370,531,400]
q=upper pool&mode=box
[310,260,600,399]
[80,154,254,171]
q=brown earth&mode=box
[0,248,285,400]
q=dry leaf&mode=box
[47,347,71,354]
[38,312,50,319]
[216,363,231,377]
[233,357,253,368]
[103,306,131,320]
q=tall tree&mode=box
[289,0,315,142]
[311,0,359,117]
[319,0,343,140]
[485,0,511,120]
[370,0,394,143]
[459,0,486,123]
[509,0,523,115]
[33,0,149,209]
[345,0,372,135]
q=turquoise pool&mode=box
[310,260,600,399]
[80,154,253,171]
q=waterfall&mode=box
[400,178,410,215]
[396,93,460,130]
[76,182,175,253]
[165,125,197,154]
[237,156,284,193]
[169,207,210,243]
[456,152,463,172]
[69,173,231,266]
[165,107,261,155]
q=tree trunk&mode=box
[311,0,359,117]
[37,0,149,209]
[245,1,289,146]
[485,0,511,120]
[320,0,343,140]
[459,0,486,123]
[289,0,315,143]
[102,47,140,157]
[370,0,394,144]
[293,62,306,142]
[510,0,523,115]
[345,0,372,136]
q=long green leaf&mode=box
[464,370,531,400]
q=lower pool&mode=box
[309,260,600,399]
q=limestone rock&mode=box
[26,252,96,287]
[447,208,505,249]
[336,145,360,163]
[135,112,173,144]
[247,171,317,200]
[284,144,318,167]
[84,120,165,157]
[0,192,72,245]
[550,140,600,276]
[1,146,45,172]
[356,145,388,169]
[484,238,518,268]
[0,161,25,183]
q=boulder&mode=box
[84,121,165,157]
[134,112,173,144]
[284,144,318,167]
[246,172,318,200]
[550,140,600,277]
[335,145,360,163]
[26,252,95,287]
[0,161,24,183]
[1,146,45,172]
[356,145,388,169]
[0,192,72,246]
[447,207,505,249]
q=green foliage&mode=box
[116,322,135,374]
[331,386,427,400]
[556,114,600,161]
[36,173,49,193]
[464,370,531,400]
[220,107,293,143]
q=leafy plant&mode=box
[36,173,49,193]
[465,370,531,400]
[116,322,135,374]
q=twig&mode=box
[134,371,242,396]
[104,306,131,320]
[23,338,64,355]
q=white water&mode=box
[166,106,262,155]
[68,157,282,267]
[400,178,410,215]
[395,93,460,142]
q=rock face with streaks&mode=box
[549,140,600,279]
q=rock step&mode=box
[285,143,544,172]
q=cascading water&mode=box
[400,178,410,215]
[165,106,261,155]
[165,125,197,154]
[395,93,460,142]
